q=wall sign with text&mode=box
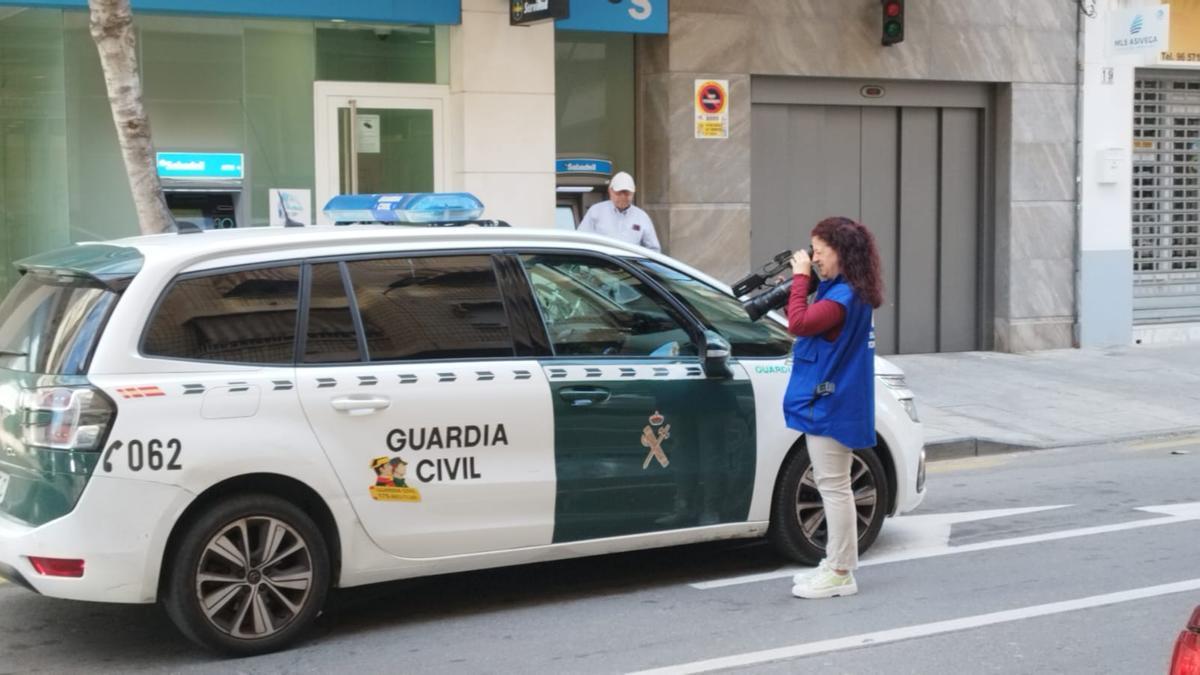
[156,152,244,180]
[556,0,667,34]
[694,79,729,140]
[511,0,568,26]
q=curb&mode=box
[924,426,1200,462]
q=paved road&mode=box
[2,436,1198,673]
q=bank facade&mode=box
[1,0,1195,354]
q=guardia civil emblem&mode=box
[641,411,671,469]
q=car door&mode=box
[633,259,798,522]
[296,253,556,559]
[517,251,757,543]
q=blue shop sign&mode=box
[157,152,244,180]
[557,0,667,34]
[4,0,460,24]
[556,158,613,175]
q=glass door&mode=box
[314,82,449,223]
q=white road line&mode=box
[630,577,1200,675]
[692,502,1200,590]
[1128,435,1200,451]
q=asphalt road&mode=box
[2,435,1198,674]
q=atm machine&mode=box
[555,154,614,230]
[156,152,246,229]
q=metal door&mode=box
[1132,70,1200,324]
[751,79,989,354]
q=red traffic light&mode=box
[881,0,905,46]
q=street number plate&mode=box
[0,471,9,504]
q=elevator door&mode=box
[752,101,986,355]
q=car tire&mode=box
[163,494,330,656]
[769,442,890,565]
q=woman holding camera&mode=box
[783,216,884,600]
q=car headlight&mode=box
[879,374,919,423]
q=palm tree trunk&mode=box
[88,0,172,235]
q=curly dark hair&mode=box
[811,216,884,309]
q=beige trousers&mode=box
[806,434,859,571]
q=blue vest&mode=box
[782,276,876,449]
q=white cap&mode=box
[610,171,636,193]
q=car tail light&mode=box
[1172,607,1200,675]
[28,556,85,578]
[20,386,115,451]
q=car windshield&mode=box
[636,260,793,357]
[0,272,119,375]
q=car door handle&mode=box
[558,386,611,407]
[330,395,391,415]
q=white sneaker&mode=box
[792,568,858,599]
[791,559,830,585]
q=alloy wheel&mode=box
[792,454,879,548]
[194,516,314,640]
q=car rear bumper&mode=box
[0,476,192,603]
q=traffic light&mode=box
[882,0,904,46]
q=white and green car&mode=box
[0,195,925,655]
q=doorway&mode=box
[313,82,449,224]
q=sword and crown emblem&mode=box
[641,411,671,469]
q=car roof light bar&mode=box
[322,192,490,226]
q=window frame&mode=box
[298,248,533,367]
[509,248,709,361]
[138,260,305,367]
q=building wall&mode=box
[1079,1,1137,348]
[450,0,556,229]
[637,0,1081,352]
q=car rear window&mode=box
[0,272,119,375]
[142,265,302,364]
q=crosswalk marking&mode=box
[691,502,1200,590]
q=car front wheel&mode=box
[769,443,889,565]
[163,494,330,656]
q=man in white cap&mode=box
[578,171,661,252]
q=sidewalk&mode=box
[886,342,1200,460]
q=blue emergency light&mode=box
[322,192,486,225]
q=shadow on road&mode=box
[0,538,784,670]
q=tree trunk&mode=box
[88,0,173,235]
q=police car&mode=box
[0,193,925,655]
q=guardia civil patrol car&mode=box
[0,193,925,655]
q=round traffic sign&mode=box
[696,81,726,115]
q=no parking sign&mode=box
[695,79,729,139]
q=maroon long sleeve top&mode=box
[786,274,845,340]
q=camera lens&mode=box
[742,278,792,322]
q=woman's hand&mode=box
[791,249,812,276]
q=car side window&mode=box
[636,260,793,357]
[142,265,301,364]
[345,255,515,362]
[521,254,697,358]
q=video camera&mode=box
[733,249,815,322]
[733,250,792,322]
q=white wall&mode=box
[1080,2,1139,253]
[449,0,557,228]
[1077,1,1139,346]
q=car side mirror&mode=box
[702,330,732,379]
